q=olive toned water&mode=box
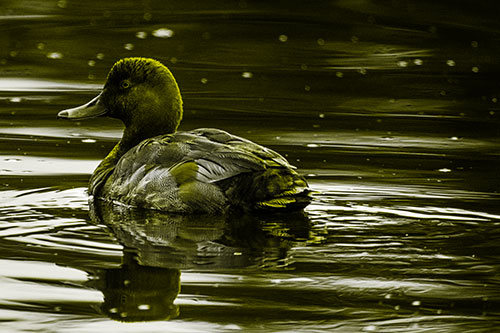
[1,1,500,332]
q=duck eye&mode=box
[120,80,131,89]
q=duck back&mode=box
[91,128,311,213]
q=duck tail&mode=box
[255,188,313,211]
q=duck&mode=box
[58,57,311,214]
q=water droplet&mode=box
[363,325,377,332]
[397,60,408,67]
[306,143,319,148]
[153,28,174,38]
[88,60,96,67]
[137,304,151,311]
[81,139,96,143]
[446,59,456,67]
[96,53,104,60]
[120,312,128,318]
[233,252,242,256]
[279,34,288,42]
[242,72,253,79]
[384,294,392,299]
[450,136,459,140]
[412,300,421,306]
[438,168,452,173]
[319,113,325,118]
[201,78,208,84]
[414,59,423,65]
[472,66,479,73]
[109,308,118,313]
[9,97,22,103]
[136,31,147,39]
[47,52,63,59]
[124,43,134,51]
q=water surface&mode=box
[1,1,500,332]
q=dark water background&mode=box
[1,1,500,332]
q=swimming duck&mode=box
[58,57,311,213]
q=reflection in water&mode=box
[89,200,311,321]
[91,253,180,322]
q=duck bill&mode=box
[57,93,108,120]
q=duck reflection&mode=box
[89,201,311,321]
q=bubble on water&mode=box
[153,28,174,38]
[301,64,308,70]
[233,252,242,256]
[47,52,63,59]
[279,34,288,42]
[201,78,208,84]
[170,57,177,64]
[363,325,377,332]
[446,59,456,67]
[88,74,95,80]
[319,113,325,118]
[412,300,421,306]
[450,136,459,140]
[57,0,67,8]
[96,53,105,60]
[358,68,367,75]
[304,85,311,91]
[10,51,19,57]
[336,71,344,78]
[384,294,392,299]
[9,97,22,103]
[472,66,479,73]
[317,38,325,45]
[124,43,134,51]
[242,72,253,79]
[143,12,152,21]
[397,60,408,67]
[137,304,150,311]
[414,59,423,66]
[136,31,147,39]
[438,168,452,173]
[37,43,45,50]
[88,60,96,67]
[351,36,359,43]
[306,143,319,148]
[471,40,479,48]
[108,308,118,313]
[4,158,21,163]
[492,98,498,103]
[202,32,211,40]
[120,312,128,318]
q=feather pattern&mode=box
[94,128,311,213]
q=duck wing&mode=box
[98,128,310,212]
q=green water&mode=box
[1,1,500,332]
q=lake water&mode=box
[1,1,500,332]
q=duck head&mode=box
[58,57,183,145]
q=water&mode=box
[1,1,500,332]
